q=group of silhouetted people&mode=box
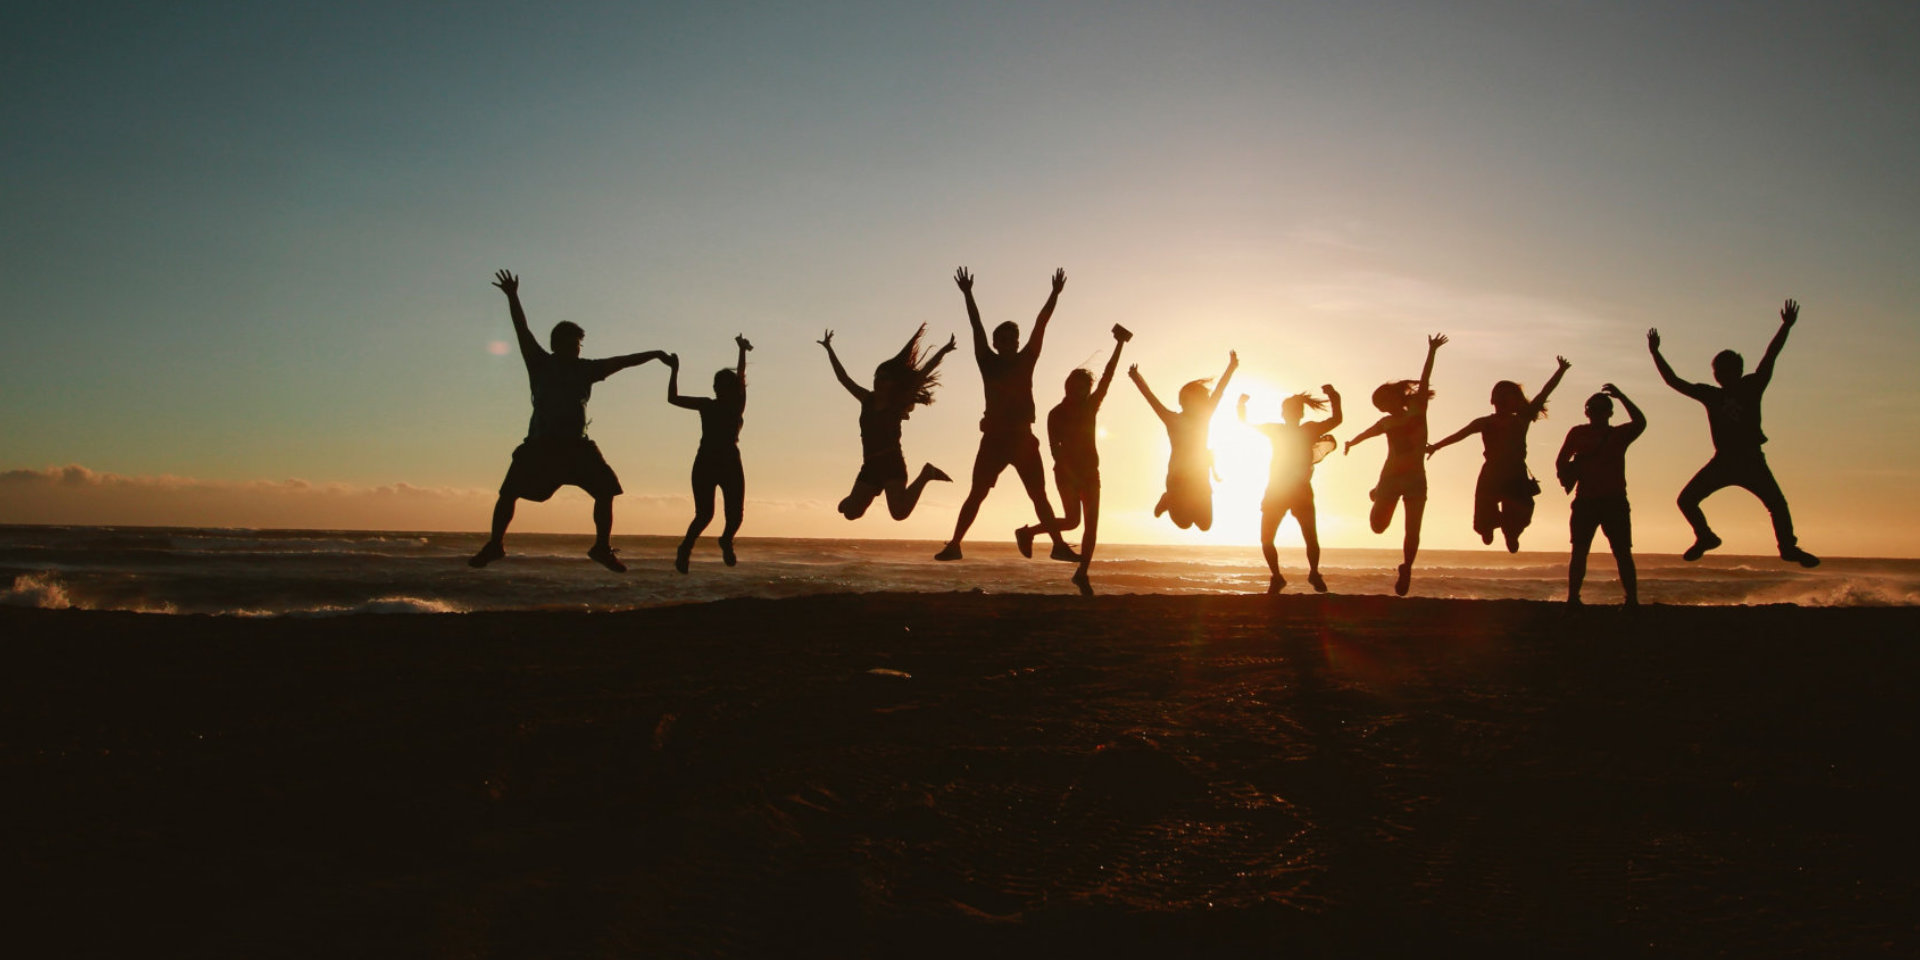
[469,268,1819,605]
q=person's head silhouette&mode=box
[549,321,584,359]
[1178,379,1213,411]
[1281,393,1326,426]
[992,320,1021,356]
[713,368,743,405]
[1063,368,1094,402]
[1491,380,1528,416]
[1585,392,1614,424]
[1712,349,1744,386]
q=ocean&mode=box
[3,525,1915,615]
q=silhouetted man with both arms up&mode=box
[1649,297,1818,568]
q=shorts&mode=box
[1370,469,1428,505]
[1570,495,1632,548]
[855,451,908,489]
[1054,462,1099,505]
[1473,463,1537,535]
[499,438,623,502]
[971,429,1044,489]
[1263,484,1315,521]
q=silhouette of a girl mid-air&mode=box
[1345,333,1446,595]
[1131,351,1238,531]
[666,335,751,573]
[1240,384,1342,593]
[1428,355,1571,553]
[820,326,957,522]
[1015,324,1131,595]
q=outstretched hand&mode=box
[953,267,974,293]
[492,269,519,296]
[1781,298,1799,326]
[1237,393,1251,406]
[1428,332,1449,350]
[817,330,834,349]
[1228,350,1239,365]
[1647,328,1661,351]
[1050,268,1067,294]
[1601,382,1624,399]
[1425,444,1439,459]
[1321,383,1337,396]
[1343,440,1354,456]
[942,333,959,353]
[736,334,753,352]
[1556,355,1571,372]
[1128,363,1142,378]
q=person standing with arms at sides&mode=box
[1556,384,1646,607]
[469,269,671,573]
[1648,298,1819,567]
[665,335,751,574]
[1345,333,1446,595]
[1240,385,1342,594]
[1428,355,1571,553]
[1015,323,1131,595]
[936,267,1078,563]
[1132,351,1239,531]
[820,326,957,522]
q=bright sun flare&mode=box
[1204,374,1346,548]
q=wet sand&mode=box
[6,595,1917,956]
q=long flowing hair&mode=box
[1371,379,1433,413]
[874,324,945,410]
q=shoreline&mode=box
[7,594,1917,955]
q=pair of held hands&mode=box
[662,335,751,371]
[1648,298,1798,351]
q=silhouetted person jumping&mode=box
[1015,323,1131,594]
[1132,351,1238,531]
[1241,384,1342,593]
[1429,355,1570,553]
[666,335,751,573]
[1556,384,1645,606]
[1649,298,1818,567]
[1346,333,1446,595]
[469,269,669,572]
[821,326,956,521]
[936,267,1077,562]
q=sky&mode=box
[3,0,1918,556]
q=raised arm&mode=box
[1236,394,1252,425]
[493,269,543,362]
[1427,417,1485,458]
[1753,298,1797,387]
[735,333,752,380]
[818,330,870,402]
[1312,384,1344,434]
[1022,268,1067,360]
[1648,328,1710,400]
[666,354,705,409]
[1416,333,1447,405]
[1090,325,1129,408]
[1207,351,1240,407]
[955,267,989,362]
[1129,365,1174,424]
[1529,356,1571,413]
[1603,382,1646,438]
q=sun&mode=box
[1207,376,1288,546]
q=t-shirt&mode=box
[1562,421,1644,500]
[1379,402,1428,478]
[697,399,744,454]
[1258,422,1327,495]
[858,396,906,465]
[978,349,1038,431]
[1697,376,1769,453]
[1048,397,1098,473]
[524,353,619,440]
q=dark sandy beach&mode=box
[6,595,1917,957]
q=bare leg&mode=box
[588,496,625,572]
[1677,461,1731,559]
[678,478,716,573]
[1261,511,1283,593]
[884,463,947,521]
[718,468,744,566]
[470,495,515,567]
[1610,535,1637,606]
[1300,501,1326,592]
[1072,487,1101,594]
[1568,522,1597,603]
[1014,455,1074,557]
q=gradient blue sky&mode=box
[4,1,1917,555]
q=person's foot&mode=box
[468,541,505,569]
[1780,546,1821,568]
[1153,494,1169,518]
[673,541,692,574]
[1307,571,1327,593]
[1567,594,1584,607]
[1682,533,1722,562]
[1015,526,1035,559]
[1267,573,1285,595]
[719,537,737,567]
[1479,528,1494,545]
[1394,563,1412,597]
[934,542,963,561]
[1050,542,1081,563]
[1504,531,1521,554]
[920,463,952,484]
[1071,567,1093,597]
[588,545,627,573]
